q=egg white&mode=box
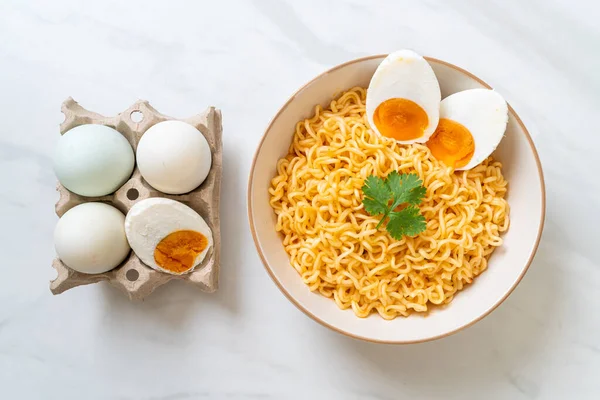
[366,49,441,144]
[125,198,213,275]
[439,89,508,171]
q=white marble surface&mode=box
[1,0,599,398]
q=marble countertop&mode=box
[1,0,599,399]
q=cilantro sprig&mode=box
[362,171,427,239]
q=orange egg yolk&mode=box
[426,118,475,168]
[373,98,429,141]
[154,230,209,274]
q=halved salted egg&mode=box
[125,198,213,275]
[366,49,441,143]
[426,89,508,170]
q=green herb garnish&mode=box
[362,171,427,239]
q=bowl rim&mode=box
[247,54,546,344]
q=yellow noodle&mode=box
[268,87,509,319]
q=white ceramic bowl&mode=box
[248,55,545,343]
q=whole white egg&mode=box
[54,202,130,274]
[53,124,135,197]
[426,89,508,170]
[125,198,213,275]
[136,121,212,194]
[366,49,441,144]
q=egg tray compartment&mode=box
[51,98,222,300]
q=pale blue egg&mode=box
[53,124,135,197]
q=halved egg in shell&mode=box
[426,88,508,170]
[366,49,441,143]
[125,198,213,275]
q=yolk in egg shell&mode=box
[154,230,209,274]
[426,118,475,168]
[373,98,429,141]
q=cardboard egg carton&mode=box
[51,98,222,300]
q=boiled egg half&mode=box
[426,89,508,170]
[125,198,213,275]
[366,49,441,143]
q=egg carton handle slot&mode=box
[51,98,222,300]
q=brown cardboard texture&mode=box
[51,98,222,299]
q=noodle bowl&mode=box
[269,87,509,319]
